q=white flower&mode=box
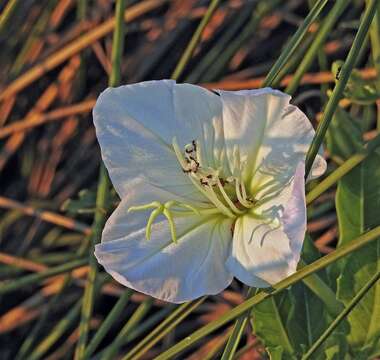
[93,80,326,303]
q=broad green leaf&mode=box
[267,346,284,360]
[289,237,348,359]
[335,109,380,356]
[251,294,296,359]
[326,107,362,161]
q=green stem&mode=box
[154,225,380,360]
[171,0,220,81]
[263,0,329,87]
[28,300,82,360]
[306,134,380,204]
[299,259,343,317]
[102,298,153,360]
[77,0,87,20]
[122,297,206,360]
[302,268,380,360]
[185,3,254,83]
[305,0,380,177]
[0,0,20,33]
[0,258,87,295]
[285,0,349,95]
[83,289,133,359]
[220,288,256,360]
[367,0,380,130]
[74,1,126,358]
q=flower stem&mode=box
[74,1,126,359]
[154,225,380,360]
[305,0,380,177]
[171,0,220,81]
[302,268,380,360]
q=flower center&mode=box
[128,138,284,244]
[172,137,255,218]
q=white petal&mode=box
[95,197,234,303]
[308,153,327,180]
[226,163,306,286]
[216,88,326,190]
[93,80,224,199]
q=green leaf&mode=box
[332,60,380,105]
[267,346,284,360]
[252,236,348,359]
[290,238,348,359]
[251,294,295,359]
[326,107,362,161]
[336,128,380,355]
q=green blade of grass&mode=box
[154,225,380,360]
[202,0,280,82]
[122,297,206,360]
[74,0,126,358]
[0,0,21,33]
[305,0,380,177]
[220,288,256,360]
[302,268,380,360]
[185,3,254,84]
[101,298,153,360]
[171,0,221,81]
[0,257,87,295]
[15,239,90,359]
[83,289,133,359]
[263,0,329,87]
[28,300,82,360]
[285,0,349,95]
[367,0,380,129]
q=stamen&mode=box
[188,174,235,218]
[216,176,244,215]
[234,178,252,208]
[240,179,248,201]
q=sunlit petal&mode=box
[95,212,234,303]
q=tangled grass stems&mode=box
[305,0,380,176]
[74,0,126,358]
